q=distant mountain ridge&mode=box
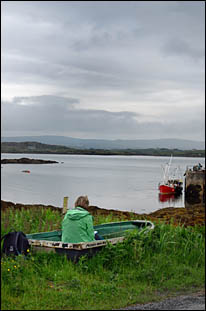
[1,135,205,150]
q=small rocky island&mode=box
[1,157,58,164]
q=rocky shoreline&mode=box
[1,157,58,164]
[1,200,205,227]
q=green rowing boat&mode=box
[26,220,154,262]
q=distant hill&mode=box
[1,135,205,150]
[1,141,205,157]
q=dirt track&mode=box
[118,291,205,310]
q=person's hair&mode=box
[74,196,89,209]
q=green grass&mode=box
[1,207,205,310]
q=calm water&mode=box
[1,153,205,214]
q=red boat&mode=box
[159,184,175,194]
[158,155,183,195]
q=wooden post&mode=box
[62,196,69,215]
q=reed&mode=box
[1,207,205,310]
[1,207,63,236]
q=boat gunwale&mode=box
[28,236,125,250]
[27,220,154,251]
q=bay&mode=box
[1,153,205,214]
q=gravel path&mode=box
[117,291,205,310]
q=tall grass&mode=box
[1,207,63,236]
[1,207,205,310]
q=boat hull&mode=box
[159,184,183,195]
[159,184,175,194]
[174,185,183,195]
[26,220,154,262]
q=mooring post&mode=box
[62,196,69,215]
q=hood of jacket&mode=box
[64,206,91,221]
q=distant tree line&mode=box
[1,141,205,157]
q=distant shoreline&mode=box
[1,141,205,157]
[1,152,205,158]
[1,151,205,158]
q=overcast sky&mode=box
[1,1,205,141]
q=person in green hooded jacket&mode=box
[62,195,98,243]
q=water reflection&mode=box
[158,193,182,204]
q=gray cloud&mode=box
[2,96,138,136]
[162,37,204,60]
[1,1,205,141]
[1,95,204,141]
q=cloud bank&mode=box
[1,1,205,141]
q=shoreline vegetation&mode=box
[1,199,205,227]
[1,141,205,157]
[1,200,205,310]
[1,158,58,164]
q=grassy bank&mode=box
[1,206,205,310]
